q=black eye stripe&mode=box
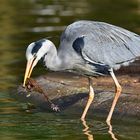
[31,39,46,54]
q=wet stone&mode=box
[14,72,140,121]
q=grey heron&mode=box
[23,20,140,122]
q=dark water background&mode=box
[0,0,140,140]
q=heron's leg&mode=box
[106,69,122,123]
[81,77,95,120]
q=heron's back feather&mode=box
[59,20,140,70]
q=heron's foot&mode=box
[51,103,60,112]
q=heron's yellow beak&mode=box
[23,57,36,87]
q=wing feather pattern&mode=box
[62,21,140,70]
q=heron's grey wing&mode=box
[72,21,140,70]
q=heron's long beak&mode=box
[23,57,37,87]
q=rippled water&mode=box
[0,0,140,140]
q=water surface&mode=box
[0,0,140,140]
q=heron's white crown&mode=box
[26,39,55,61]
[26,42,35,60]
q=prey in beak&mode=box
[23,55,37,87]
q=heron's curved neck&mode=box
[44,45,63,71]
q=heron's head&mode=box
[23,39,54,87]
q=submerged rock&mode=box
[14,72,140,120]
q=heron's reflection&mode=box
[106,121,118,140]
[81,119,94,140]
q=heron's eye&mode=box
[40,57,46,68]
[33,53,37,58]
[41,53,47,63]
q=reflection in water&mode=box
[107,121,118,140]
[81,119,118,140]
[81,119,94,140]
